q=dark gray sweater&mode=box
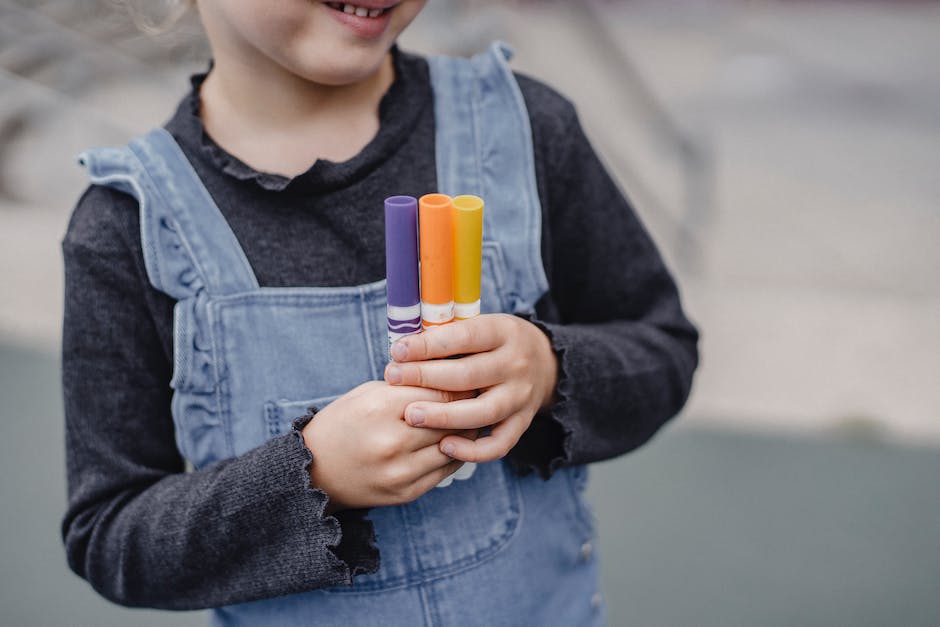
[61,47,698,610]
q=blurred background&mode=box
[1,0,938,625]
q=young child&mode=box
[61,1,699,625]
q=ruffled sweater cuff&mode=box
[290,413,380,583]
[506,315,575,479]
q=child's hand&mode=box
[301,381,478,514]
[383,314,558,464]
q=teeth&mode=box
[335,3,385,17]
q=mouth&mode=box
[325,2,394,18]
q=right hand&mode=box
[301,381,478,514]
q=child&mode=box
[61,1,699,625]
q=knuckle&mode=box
[459,324,475,348]
[464,448,483,463]
[492,439,511,459]
[351,380,380,399]
[432,407,452,429]
[495,313,515,331]
[396,363,417,385]
[508,354,527,377]
[417,366,431,389]
[525,379,538,402]
[368,432,401,461]
[380,463,409,489]
[361,393,389,416]
[486,397,506,423]
[455,366,475,390]
[379,484,407,504]
[416,333,432,356]
[460,450,476,463]
[422,327,442,353]
[376,478,409,504]
[399,483,423,504]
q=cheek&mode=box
[241,6,312,49]
[206,0,313,52]
[390,0,428,33]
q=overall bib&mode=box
[80,43,605,627]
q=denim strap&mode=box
[80,128,259,299]
[428,41,549,314]
[127,128,259,297]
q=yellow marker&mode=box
[436,195,483,489]
[452,195,483,319]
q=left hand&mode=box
[383,314,558,463]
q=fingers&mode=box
[389,316,506,362]
[409,440,462,473]
[399,420,480,451]
[436,458,466,481]
[438,414,527,463]
[413,458,466,495]
[402,432,480,469]
[375,444,463,505]
[402,388,518,429]
[385,383,475,406]
[385,351,505,391]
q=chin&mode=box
[291,47,392,87]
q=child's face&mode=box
[198,0,428,86]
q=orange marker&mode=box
[418,193,455,328]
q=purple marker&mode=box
[385,196,422,355]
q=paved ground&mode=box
[2,343,938,626]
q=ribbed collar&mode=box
[166,46,430,194]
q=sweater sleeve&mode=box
[507,75,700,477]
[60,186,378,610]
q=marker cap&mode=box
[452,195,484,307]
[419,194,454,306]
[384,196,420,308]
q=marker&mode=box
[452,195,484,320]
[436,194,484,488]
[385,196,422,354]
[418,193,455,329]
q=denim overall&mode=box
[80,42,605,627]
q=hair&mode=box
[115,0,195,36]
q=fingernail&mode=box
[391,342,408,361]
[385,365,402,384]
[442,442,455,456]
[408,408,425,426]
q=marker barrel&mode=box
[452,195,484,320]
[419,194,455,329]
[437,194,484,487]
[385,196,421,354]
